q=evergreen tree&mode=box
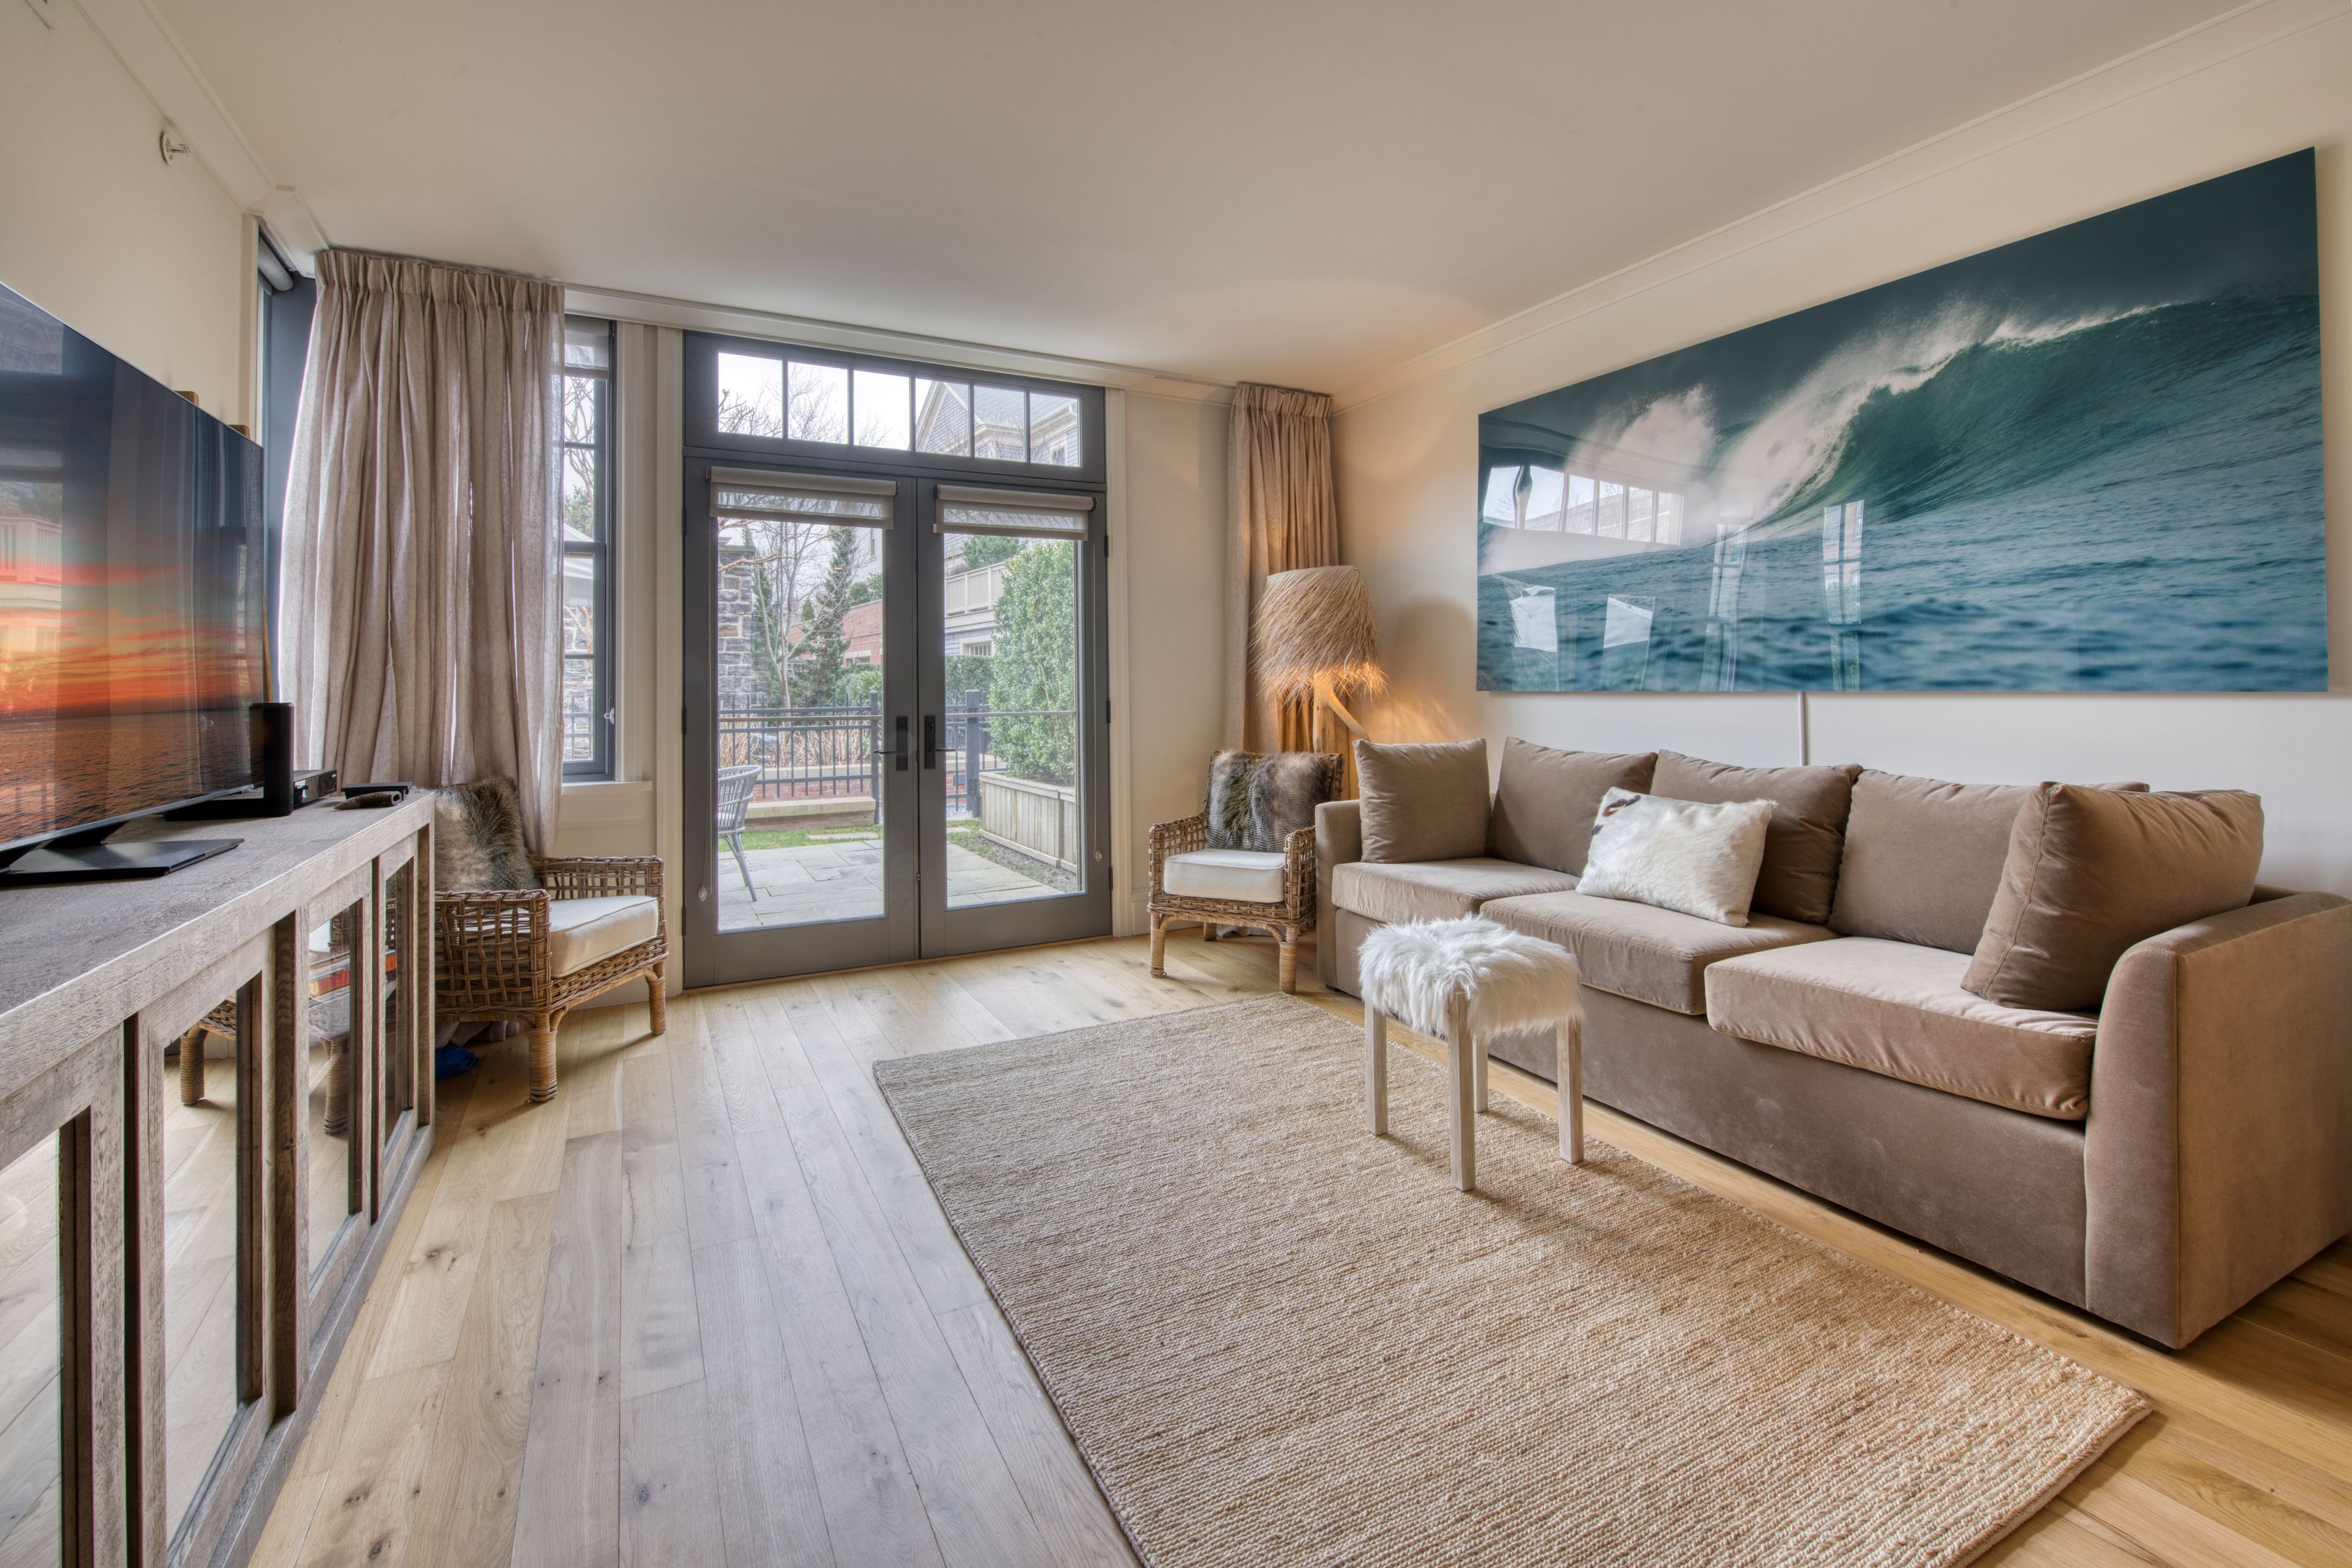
[789,526,860,708]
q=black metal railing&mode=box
[714,694,1074,820]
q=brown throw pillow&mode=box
[1832,771,2153,954]
[1354,739,1489,863]
[1962,785,2263,1011]
[1487,739,1656,874]
[434,779,540,892]
[1651,752,1860,927]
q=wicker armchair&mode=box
[435,855,669,1103]
[1147,813,1318,993]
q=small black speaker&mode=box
[251,701,295,816]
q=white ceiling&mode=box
[151,0,2240,393]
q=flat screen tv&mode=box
[0,281,270,869]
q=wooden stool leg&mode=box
[1447,997,1476,1192]
[178,1027,207,1106]
[1558,1015,1585,1164]
[527,1018,560,1103]
[1276,937,1298,994]
[1149,914,1167,977]
[1366,1007,1389,1136]
[1472,1031,1489,1113]
[648,963,669,1036]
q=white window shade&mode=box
[935,484,1095,538]
[710,466,896,527]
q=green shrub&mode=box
[988,540,1076,785]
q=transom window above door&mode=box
[714,347,1084,469]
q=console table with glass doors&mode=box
[0,796,434,1568]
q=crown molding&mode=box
[563,282,1233,402]
[1331,0,2351,414]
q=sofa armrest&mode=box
[1315,799,1363,986]
[2086,891,2352,1345]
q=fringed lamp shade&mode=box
[1255,566,1385,703]
[1255,566,1383,794]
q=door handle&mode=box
[891,715,909,772]
[923,715,940,770]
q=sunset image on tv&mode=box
[0,283,269,852]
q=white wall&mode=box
[1335,1,2352,894]
[1114,391,1229,933]
[0,0,252,423]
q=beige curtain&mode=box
[280,250,564,849]
[1224,383,1340,758]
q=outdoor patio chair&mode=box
[716,762,762,901]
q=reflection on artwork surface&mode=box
[1476,151,2325,694]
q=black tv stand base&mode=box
[0,838,241,888]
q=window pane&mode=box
[973,386,1026,462]
[561,447,597,540]
[788,361,849,444]
[716,352,783,437]
[564,553,597,655]
[0,1133,60,1565]
[1029,392,1080,466]
[562,373,600,445]
[915,378,971,455]
[716,522,887,932]
[940,533,1077,908]
[853,370,910,450]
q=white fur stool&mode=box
[1358,916,1584,1191]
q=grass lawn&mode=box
[738,825,880,851]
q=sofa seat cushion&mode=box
[1163,849,1288,904]
[1330,858,1580,926]
[548,896,661,977]
[1481,891,1832,1015]
[1705,937,2098,1120]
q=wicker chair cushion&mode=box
[548,896,660,976]
[1163,849,1287,904]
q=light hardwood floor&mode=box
[251,932,2352,1568]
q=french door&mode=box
[680,336,1110,987]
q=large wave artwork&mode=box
[1476,151,2325,693]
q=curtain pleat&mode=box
[1224,383,1340,759]
[280,250,564,849]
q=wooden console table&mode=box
[0,797,435,1568]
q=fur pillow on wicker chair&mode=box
[434,778,540,891]
[1203,750,1341,851]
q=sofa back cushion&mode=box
[1487,739,1657,873]
[1962,785,2264,1011]
[1355,739,1489,863]
[1651,752,1860,926]
[1832,772,2033,953]
[1834,771,2159,954]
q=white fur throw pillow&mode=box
[1577,788,1773,926]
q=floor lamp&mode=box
[1255,565,1384,794]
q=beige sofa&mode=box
[1317,740,2352,1348]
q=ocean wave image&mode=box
[1476,150,2324,694]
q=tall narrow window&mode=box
[562,318,615,778]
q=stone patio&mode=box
[717,836,1059,930]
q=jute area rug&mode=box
[875,994,2145,1568]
